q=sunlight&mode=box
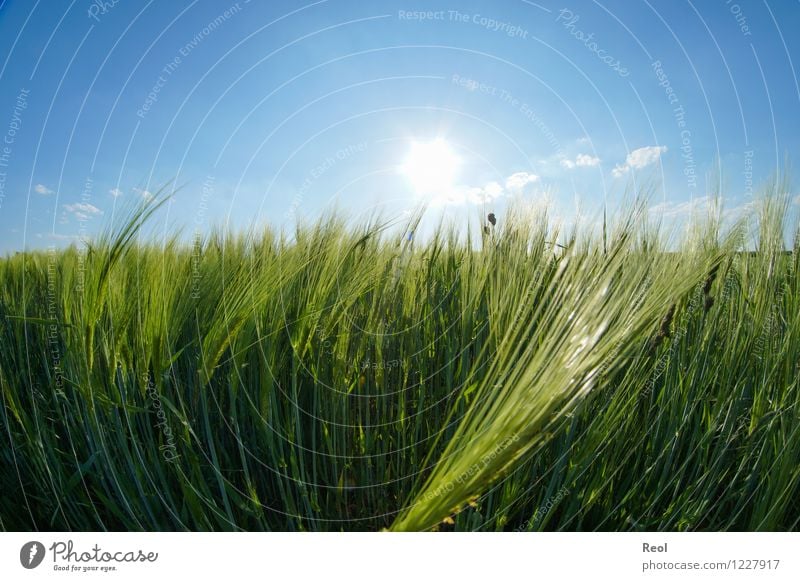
[400,139,461,195]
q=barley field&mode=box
[1,189,798,532]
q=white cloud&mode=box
[560,153,600,169]
[44,232,80,241]
[650,198,770,234]
[133,187,154,201]
[63,202,103,217]
[792,195,800,206]
[723,200,757,221]
[575,153,600,167]
[650,196,711,218]
[484,181,503,198]
[430,171,545,206]
[627,146,668,169]
[109,188,124,198]
[436,181,505,206]
[612,145,667,177]
[34,184,54,195]
[505,171,539,193]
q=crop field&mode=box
[1,192,798,532]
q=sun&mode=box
[400,139,461,194]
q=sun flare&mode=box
[400,139,461,194]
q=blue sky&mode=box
[0,0,798,251]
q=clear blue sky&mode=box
[0,0,798,251]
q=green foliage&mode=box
[0,191,798,532]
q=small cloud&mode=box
[656,198,760,228]
[723,200,757,221]
[483,181,503,200]
[437,181,505,206]
[109,188,124,198]
[613,145,667,177]
[505,171,539,193]
[792,194,800,206]
[650,196,714,219]
[133,187,154,201]
[576,136,592,145]
[627,146,667,169]
[63,202,103,218]
[560,154,600,170]
[575,153,600,167]
[431,180,507,207]
[34,184,54,195]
